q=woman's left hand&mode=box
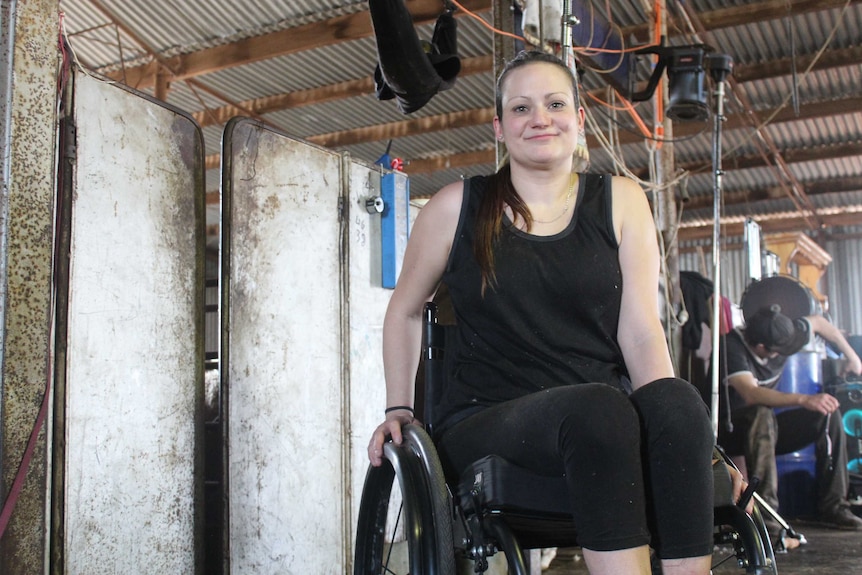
[727,463,754,513]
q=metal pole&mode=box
[0,0,17,407]
[710,77,727,438]
[561,0,572,48]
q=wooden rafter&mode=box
[191,55,494,128]
[201,92,862,172]
[103,0,493,89]
[74,0,862,240]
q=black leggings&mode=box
[436,378,715,558]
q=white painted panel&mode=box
[345,162,397,555]
[224,120,345,573]
[66,72,203,573]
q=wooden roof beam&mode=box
[190,42,858,129]
[733,45,862,83]
[105,0,859,92]
[403,148,496,175]
[683,171,862,212]
[635,138,862,186]
[678,209,862,242]
[623,0,860,44]
[192,55,494,128]
[611,95,862,148]
[203,92,862,171]
[104,0,492,89]
[307,107,496,148]
[683,142,862,191]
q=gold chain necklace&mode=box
[532,173,576,224]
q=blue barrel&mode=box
[775,352,820,519]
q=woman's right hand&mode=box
[368,410,415,467]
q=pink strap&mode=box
[719,296,734,335]
[0,382,50,539]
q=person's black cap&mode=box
[744,304,808,356]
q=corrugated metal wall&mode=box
[825,227,862,336]
[678,235,747,311]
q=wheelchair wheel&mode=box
[749,504,777,573]
[711,503,777,574]
[354,424,455,575]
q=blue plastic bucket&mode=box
[776,444,817,519]
[775,352,820,518]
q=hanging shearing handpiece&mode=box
[368,0,461,114]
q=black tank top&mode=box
[438,173,627,429]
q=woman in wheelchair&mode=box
[367,50,747,574]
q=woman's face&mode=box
[493,62,583,170]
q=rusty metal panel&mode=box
[64,72,204,573]
[222,119,346,572]
[0,1,59,573]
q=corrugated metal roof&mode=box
[58,0,862,243]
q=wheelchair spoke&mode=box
[711,543,740,571]
[381,501,404,574]
[712,504,778,575]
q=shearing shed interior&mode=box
[1,1,862,573]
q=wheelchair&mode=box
[354,303,778,574]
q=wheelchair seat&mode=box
[460,454,573,520]
[354,302,778,574]
[457,454,578,550]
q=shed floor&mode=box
[543,522,862,574]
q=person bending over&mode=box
[717,304,862,533]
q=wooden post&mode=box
[154,65,171,101]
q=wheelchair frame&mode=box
[354,302,778,574]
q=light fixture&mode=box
[666,46,708,122]
[628,40,732,123]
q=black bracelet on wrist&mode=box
[385,405,414,415]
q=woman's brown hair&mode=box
[475,51,580,294]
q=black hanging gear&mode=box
[369,1,461,114]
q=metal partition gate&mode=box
[222,118,400,573]
[58,71,205,573]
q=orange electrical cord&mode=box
[446,0,662,143]
[586,90,629,112]
[650,0,664,146]
[448,0,526,43]
[615,89,652,138]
